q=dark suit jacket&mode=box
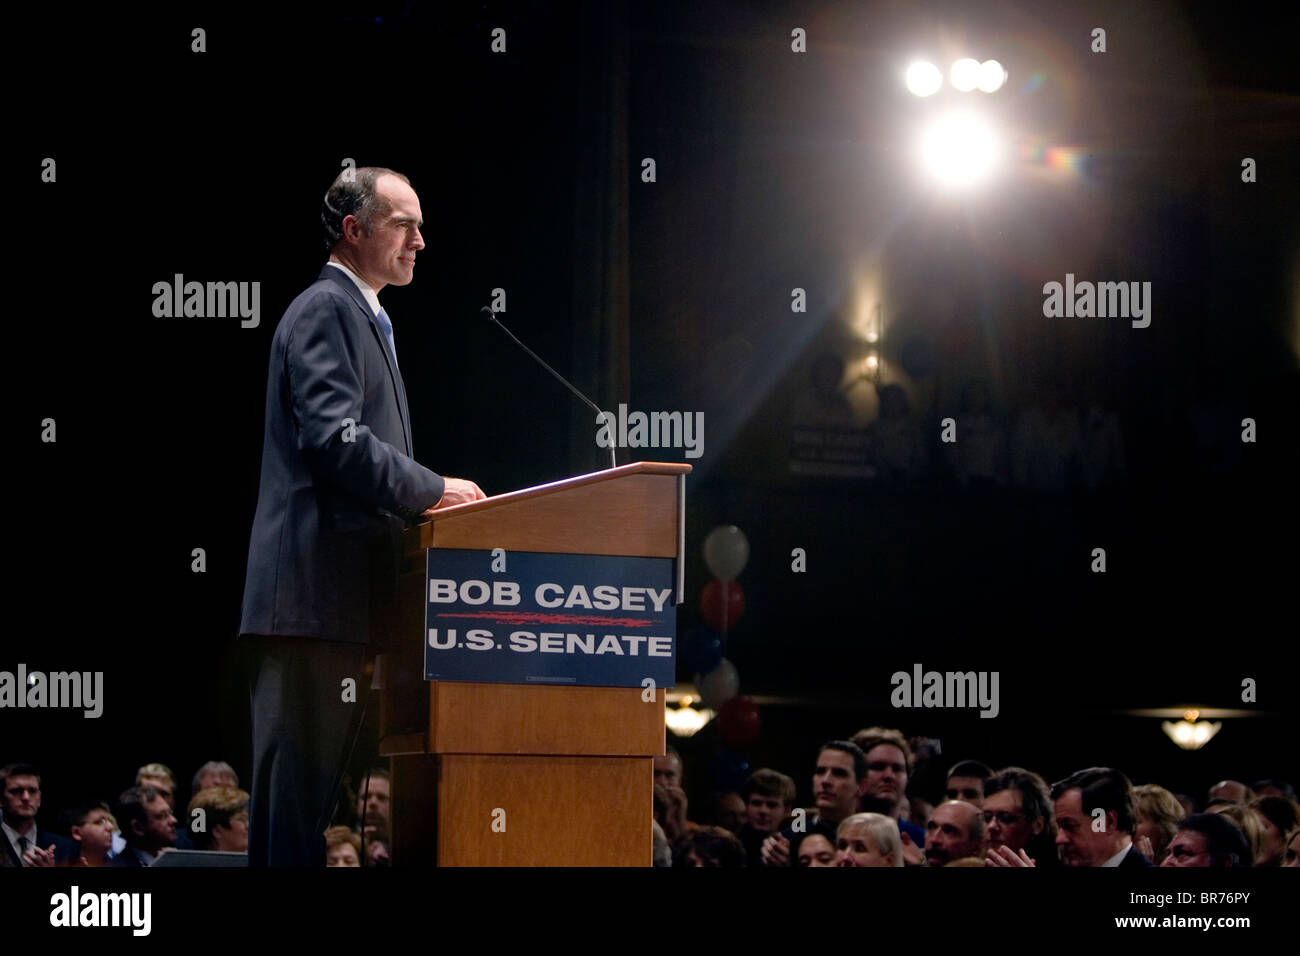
[239,265,445,646]
[110,846,150,867]
[2,827,80,866]
[1118,845,1153,868]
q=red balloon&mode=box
[700,579,745,632]
[717,696,761,749]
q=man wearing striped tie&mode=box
[239,166,485,867]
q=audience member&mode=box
[61,801,116,867]
[1284,827,1300,867]
[1207,780,1254,804]
[1209,803,1265,866]
[925,801,986,866]
[192,761,240,797]
[355,768,391,835]
[1249,796,1300,867]
[1161,813,1251,868]
[1251,779,1296,802]
[112,785,177,867]
[945,760,992,807]
[791,822,839,868]
[652,820,671,867]
[760,741,869,866]
[1132,783,1185,865]
[983,767,1059,867]
[675,825,745,867]
[714,791,746,833]
[187,786,250,853]
[736,769,795,867]
[836,812,903,867]
[1,763,79,867]
[653,746,693,840]
[851,726,926,858]
[1051,768,1150,868]
[325,826,361,866]
[136,762,193,850]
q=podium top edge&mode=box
[417,460,691,524]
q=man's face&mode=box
[945,775,985,807]
[198,771,238,792]
[925,802,984,866]
[72,809,116,854]
[813,749,865,823]
[1054,789,1117,867]
[836,821,893,867]
[796,834,837,867]
[136,795,177,850]
[2,774,40,823]
[1161,830,1213,867]
[717,793,746,832]
[1208,780,1249,804]
[653,755,682,790]
[746,793,785,832]
[327,844,361,867]
[213,811,249,853]
[140,776,175,811]
[862,744,907,812]
[347,175,425,291]
[984,788,1040,853]
[357,776,391,831]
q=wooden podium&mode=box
[376,461,690,866]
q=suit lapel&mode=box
[318,266,413,456]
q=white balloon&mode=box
[704,525,750,581]
[697,659,739,709]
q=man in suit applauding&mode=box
[1,764,79,867]
[239,166,484,867]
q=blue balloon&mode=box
[709,750,751,793]
[682,628,725,675]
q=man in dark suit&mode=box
[239,166,484,867]
[1051,767,1153,867]
[1,764,80,867]
[110,786,177,867]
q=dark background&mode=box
[10,0,1299,822]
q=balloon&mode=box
[709,749,752,793]
[704,526,750,581]
[700,579,745,632]
[717,695,760,749]
[697,659,739,709]
[681,628,725,675]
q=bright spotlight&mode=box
[950,58,980,92]
[977,59,1006,92]
[920,113,999,188]
[906,60,942,96]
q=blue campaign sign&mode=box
[425,549,677,688]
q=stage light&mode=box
[1161,709,1222,750]
[977,59,1006,92]
[664,697,712,737]
[906,60,942,96]
[950,58,980,92]
[920,112,1000,188]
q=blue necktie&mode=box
[375,307,398,369]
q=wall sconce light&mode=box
[1162,709,1222,750]
[664,695,713,738]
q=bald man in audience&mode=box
[925,800,986,866]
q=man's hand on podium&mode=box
[425,478,487,515]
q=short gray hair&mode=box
[321,166,411,253]
[837,812,904,867]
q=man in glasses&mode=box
[983,766,1061,867]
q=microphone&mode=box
[480,307,617,470]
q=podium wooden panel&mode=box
[378,461,689,866]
